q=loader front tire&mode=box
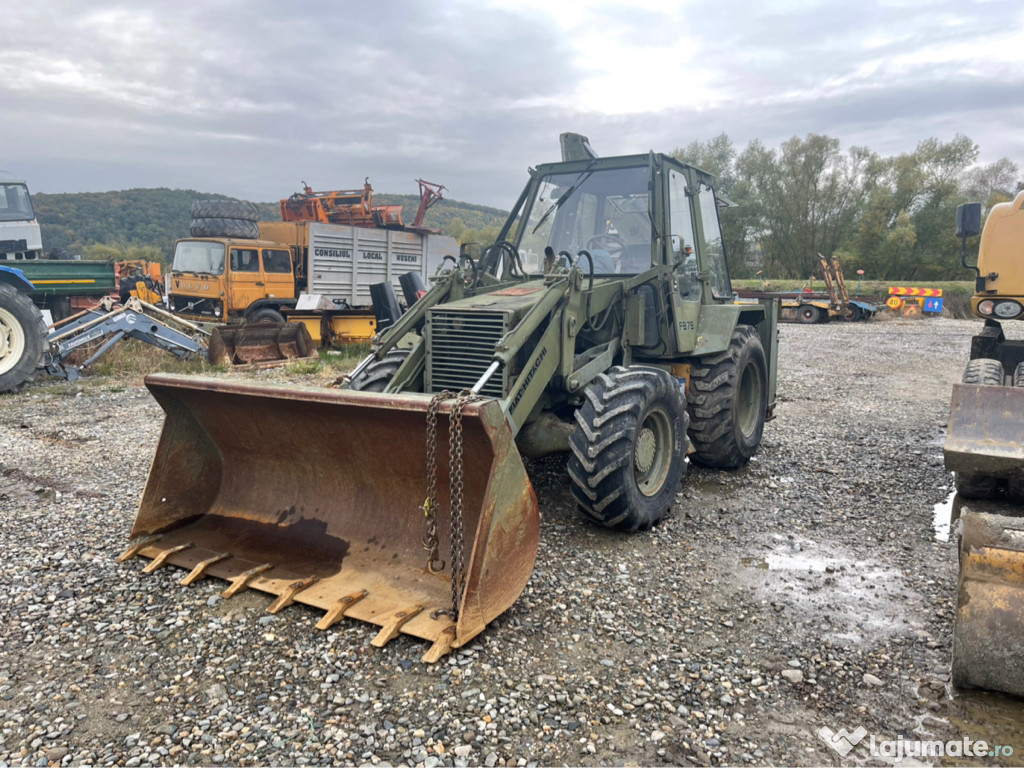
[688,325,768,469]
[349,348,411,392]
[568,366,688,531]
[954,358,1005,499]
[0,283,46,393]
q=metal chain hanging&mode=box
[448,390,481,618]
[421,391,454,574]
[421,389,481,619]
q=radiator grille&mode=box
[426,309,509,397]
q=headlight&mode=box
[214,306,222,317]
[981,299,1024,318]
[994,300,1023,319]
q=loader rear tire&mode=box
[954,358,1005,499]
[0,283,46,393]
[349,348,411,392]
[568,366,688,531]
[189,217,260,239]
[189,200,259,221]
[688,325,768,469]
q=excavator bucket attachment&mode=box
[121,374,540,661]
[944,383,1024,477]
[952,512,1024,695]
[208,322,318,367]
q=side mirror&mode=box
[956,203,982,238]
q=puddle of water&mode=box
[933,485,959,543]
[740,556,768,569]
[942,690,1024,765]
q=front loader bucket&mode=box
[121,374,540,661]
[944,384,1024,478]
[952,512,1024,695]
[208,322,318,367]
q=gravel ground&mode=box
[2,316,1023,767]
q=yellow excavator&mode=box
[944,191,1024,696]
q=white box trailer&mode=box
[305,223,458,306]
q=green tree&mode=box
[850,134,978,279]
[735,135,868,278]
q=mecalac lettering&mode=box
[314,247,351,259]
[362,251,383,261]
[396,254,417,263]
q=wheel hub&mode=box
[634,428,656,474]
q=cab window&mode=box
[262,249,292,273]
[697,187,731,299]
[669,170,698,298]
[231,248,259,272]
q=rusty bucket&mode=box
[208,322,318,367]
[952,512,1024,695]
[120,374,540,661]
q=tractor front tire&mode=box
[348,349,412,392]
[0,283,46,393]
[954,358,1004,499]
[568,366,689,531]
[688,325,768,469]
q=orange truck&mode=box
[166,183,457,343]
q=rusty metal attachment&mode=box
[945,384,1024,478]
[120,373,540,662]
[207,322,318,367]
[952,512,1024,696]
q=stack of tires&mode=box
[189,200,260,239]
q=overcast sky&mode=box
[3,0,1022,209]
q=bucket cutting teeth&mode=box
[142,542,195,573]
[371,605,425,647]
[221,564,275,598]
[116,535,163,562]
[316,590,369,630]
[267,577,320,614]
[180,553,231,585]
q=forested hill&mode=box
[31,188,508,259]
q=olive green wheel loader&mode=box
[121,135,779,661]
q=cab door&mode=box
[667,168,700,353]
[261,248,295,299]
[227,246,264,312]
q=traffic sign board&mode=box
[889,286,942,297]
[886,296,903,309]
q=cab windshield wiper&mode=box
[531,161,598,235]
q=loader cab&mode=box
[495,154,733,301]
[509,160,653,277]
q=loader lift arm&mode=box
[45,297,208,380]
